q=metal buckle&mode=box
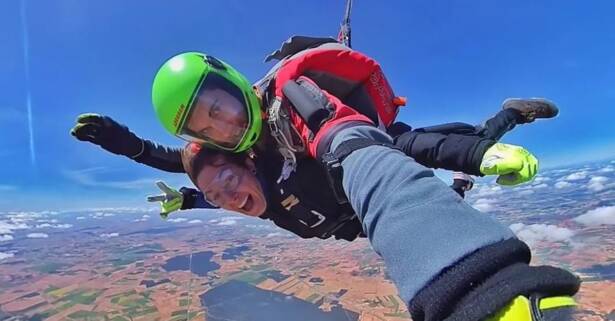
[267,96,304,183]
[306,210,326,228]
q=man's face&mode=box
[195,155,267,217]
[185,87,248,148]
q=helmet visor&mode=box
[178,72,250,150]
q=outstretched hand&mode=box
[147,181,184,219]
[70,113,143,157]
[480,143,538,186]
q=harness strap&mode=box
[322,137,398,205]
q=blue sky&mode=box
[0,0,614,211]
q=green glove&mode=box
[70,113,144,158]
[487,295,576,321]
[147,181,184,219]
[480,143,538,186]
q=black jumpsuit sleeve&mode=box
[132,139,185,173]
[179,187,218,209]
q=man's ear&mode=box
[182,143,201,186]
[181,144,193,172]
[244,157,257,174]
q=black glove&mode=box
[70,113,144,158]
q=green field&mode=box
[109,289,158,319]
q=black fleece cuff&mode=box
[409,238,531,321]
[179,187,199,210]
[409,238,580,321]
[446,264,580,321]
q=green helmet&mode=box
[152,52,262,152]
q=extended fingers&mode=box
[156,181,177,195]
[147,195,167,202]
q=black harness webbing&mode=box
[322,137,399,205]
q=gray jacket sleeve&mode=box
[328,125,515,304]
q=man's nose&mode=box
[212,120,237,139]
[226,192,243,208]
[218,191,240,208]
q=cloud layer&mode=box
[0,252,15,261]
[100,233,119,238]
[208,217,244,226]
[509,223,575,245]
[27,233,49,239]
[574,206,615,226]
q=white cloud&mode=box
[509,223,575,245]
[100,233,119,238]
[91,212,104,219]
[35,223,52,228]
[0,220,31,234]
[35,223,72,229]
[27,233,49,239]
[600,166,614,173]
[188,219,202,224]
[532,176,551,183]
[555,181,572,189]
[219,217,243,225]
[587,176,609,192]
[245,224,275,230]
[133,214,152,222]
[266,232,285,238]
[0,235,14,242]
[472,198,496,212]
[518,190,534,196]
[208,216,244,226]
[532,183,548,189]
[91,212,116,219]
[79,207,158,215]
[475,185,503,197]
[563,171,588,181]
[574,206,615,226]
[76,216,86,220]
[0,252,15,261]
[56,223,72,228]
[589,176,608,184]
[133,214,150,222]
[168,218,187,223]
